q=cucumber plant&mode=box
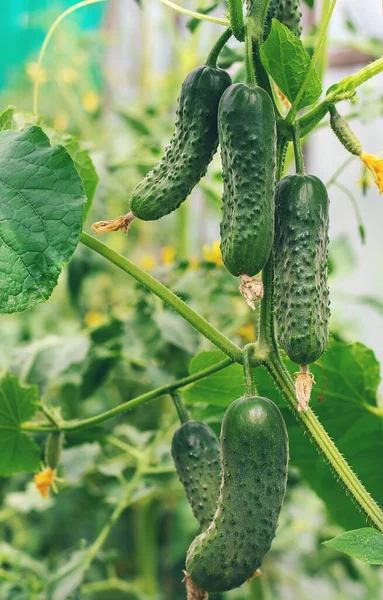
[2,0,383,598]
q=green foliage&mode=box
[0,372,40,476]
[0,126,86,314]
[260,20,322,109]
[323,528,383,565]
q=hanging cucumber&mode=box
[172,420,221,532]
[186,396,289,593]
[274,173,330,409]
[219,83,277,309]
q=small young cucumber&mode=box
[130,66,231,221]
[171,421,221,532]
[274,174,330,365]
[186,396,288,593]
[219,83,277,279]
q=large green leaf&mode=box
[260,19,322,110]
[323,528,383,564]
[0,126,86,313]
[0,372,40,476]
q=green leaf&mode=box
[260,19,322,110]
[47,131,98,218]
[10,335,90,395]
[256,341,383,530]
[0,126,86,314]
[0,372,40,476]
[0,107,15,131]
[303,0,314,7]
[323,528,383,564]
[154,310,199,355]
[183,350,245,406]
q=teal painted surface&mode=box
[0,1,105,89]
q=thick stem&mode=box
[81,233,242,363]
[171,392,190,424]
[245,27,257,87]
[292,123,305,175]
[23,358,233,433]
[206,28,233,68]
[243,344,257,396]
[266,354,383,531]
[228,0,244,41]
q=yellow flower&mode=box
[84,311,105,328]
[161,246,176,265]
[139,255,157,272]
[82,91,100,113]
[34,467,56,499]
[202,241,223,267]
[360,152,383,194]
[57,67,78,85]
[53,111,69,132]
[237,322,256,342]
[26,62,47,84]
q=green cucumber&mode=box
[171,421,221,532]
[264,0,302,39]
[274,174,330,365]
[276,0,302,38]
[186,396,289,592]
[130,66,231,221]
[219,83,276,278]
[45,432,63,470]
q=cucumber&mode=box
[219,83,276,278]
[171,421,221,532]
[130,66,231,221]
[45,432,63,470]
[264,0,302,39]
[276,0,302,38]
[274,174,330,365]
[186,396,289,592]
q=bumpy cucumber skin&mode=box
[130,66,231,221]
[276,0,302,38]
[186,397,288,593]
[274,175,330,365]
[219,84,276,278]
[171,421,221,532]
[264,0,302,39]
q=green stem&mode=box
[294,56,383,140]
[81,233,242,363]
[135,500,159,598]
[83,465,143,569]
[245,27,257,86]
[22,358,233,432]
[206,28,233,68]
[228,0,244,41]
[159,0,229,26]
[266,354,383,531]
[243,344,257,396]
[286,0,337,124]
[315,0,331,82]
[171,392,190,424]
[292,123,305,174]
[247,0,271,43]
[82,579,141,597]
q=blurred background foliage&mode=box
[1,1,383,598]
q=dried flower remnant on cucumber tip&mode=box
[295,365,315,412]
[239,274,264,310]
[92,211,135,235]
